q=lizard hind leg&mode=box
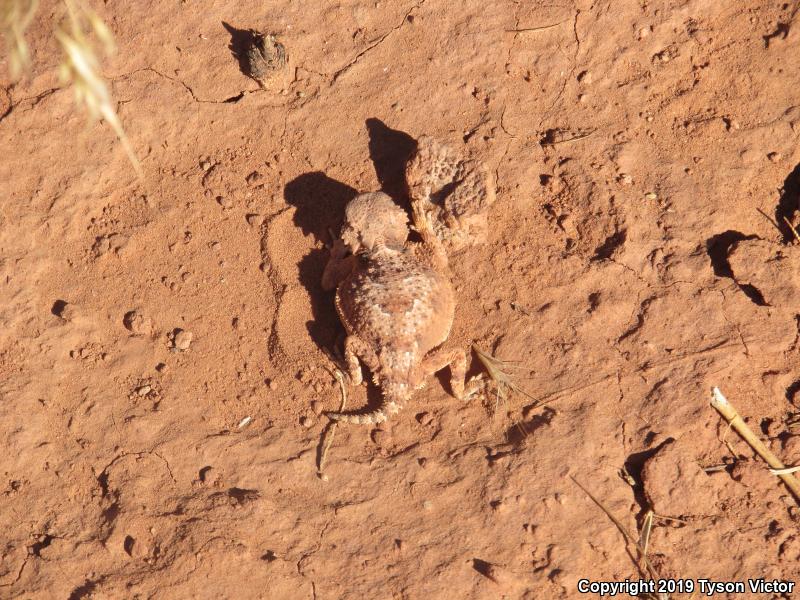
[420,347,466,400]
[343,335,377,386]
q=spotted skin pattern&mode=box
[322,191,465,424]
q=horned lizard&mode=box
[321,191,466,424]
[405,135,496,252]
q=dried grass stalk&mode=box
[2,0,140,175]
[318,369,347,477]
[56,0,140,175]
[1,0,38,77]
[711,387,800,503]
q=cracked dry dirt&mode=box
[2,1,800,598]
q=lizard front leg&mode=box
[410,199,449,271]
[321,238,356,291]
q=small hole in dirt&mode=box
[261,550,277,562]
[228,487,260,505]
[539,174,552,186]
[472,558,495,579]
[198,466,212,482]
[786,380,800,405]
[97,471,110,497]
[51,300,69,317]
[123,535,135,556]
[30,534,54,557]
[587,292,601,313]
[592,229,627,261]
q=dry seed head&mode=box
[56,0,140,175]
[1,0,140,176]
[1,0,38,78]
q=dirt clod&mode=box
[123,310,153,336]
[243,33,286,87]
[172,329,193,350]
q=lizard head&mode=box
[340,191,409,254]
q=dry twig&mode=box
[317,369,347,477]
[711,387,800,503]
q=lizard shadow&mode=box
[366,117,418,207]
[284,172,358,353]
[222,22,261,79]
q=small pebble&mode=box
[123,310,153,336]
[246,213,264,227]
[300,415,314,428]
[422,500,433,510]
[618,173,633,185]
[173,329,193,350]
[416,412,434,426]
[246,171,262,185]
[216,196,232,208]
[644,192,658,200]
[155,363,168,373]
[311,401,324,415]
[768,152,782,163]
[137,385,151,396]
[267,379,278,391]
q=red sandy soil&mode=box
[2,1,800,598]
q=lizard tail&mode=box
[325,382,408,425]
[326,400,401,425]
